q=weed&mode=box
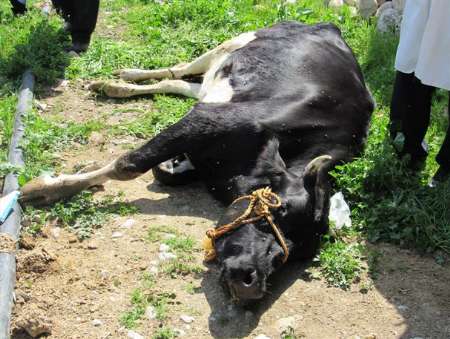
[147,225,180,242]
[23,191,138,238]
[152,327,176,339]
[318,239,364,289]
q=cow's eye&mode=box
[225,244,243,257]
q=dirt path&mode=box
[10,76,450,339]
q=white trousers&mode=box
[395,0,450,91]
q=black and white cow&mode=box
[21,21,374,301]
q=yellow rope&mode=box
[203,187,289,263]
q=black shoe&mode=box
[429,166,450,188]
[67,41,90,54]
[11,0,27,15]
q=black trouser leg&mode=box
[10,0,27,15]
[390,71,416,138]
[402,75,435,161]
[436,94,450,170]
[51,0,99,44]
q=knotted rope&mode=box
[203,187,289,263]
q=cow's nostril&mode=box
[242,270,257,286]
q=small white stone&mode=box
[50,227,61,239]
[276,316,297,333]
[180,315,195,324]
[174,328,186,337]
[163,233,176,239]
[255,335,271,339]
[145,306,157,320]
[158,252,177,261]
[159,243,170,253]
[148,266,159,276]
[112,232,123,239]
[127,330,144,339]
[92,319,102,327]
[149,260,159,266]
[121,219,135,229]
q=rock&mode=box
[121,218,135,229]
[159,243,170,252]
[86,241,98,250]
[92,319,102,327]
[16,305,53,337]
[377,8,402,33]
[148,266,159,276]
[89,132,105,145]
[52,79,69,93]
[50,227,61,239]
[398,304,409,311]
[344,0,358,6]
[276,316,298,333]
[174,328,186,337]
[17,248,56,274]
[145,306,157,320]
[376,1,393,16]
[19,234,36,250]
[158,252,177,261]
[364,334,377,339]
[112,232,123,239]
[376,0,385,5]
[358,0,377,17]
[163,233,176,239]
[35,100,48,111]
[392,0,405,11]
[327,0,344,7]
[255,335,271,339]
[68,235,78,243]
[127,330,144,339]
[180,315,195,324]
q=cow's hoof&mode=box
[112,69,141,82]
[152,157,198,186]
[20,176,84,206]
[88,81,133,98]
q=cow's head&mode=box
[211,139,333,302]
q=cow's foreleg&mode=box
[21,104,253,205]
[89,80,201,99]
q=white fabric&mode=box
[395,0,450,91]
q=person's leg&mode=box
[432,94,450,184]
[402,74,435,168]
[51,0,99,53]
[390,71,415,140]
[67,0,99,52]
[10,0,26,15]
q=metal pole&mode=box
[0,70,34,339]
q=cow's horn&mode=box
[304,155,333,177]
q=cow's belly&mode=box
[199,31,256,103]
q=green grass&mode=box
[23,191,138,238]
[120,275,176,329]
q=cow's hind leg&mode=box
[114,48,221,82]
[114,31,256,82]
[89,80,201,99]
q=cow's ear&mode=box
[303,155,334,223]
[254,137,288,188]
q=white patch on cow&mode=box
[159,156,195,174]
[199,32,256,103]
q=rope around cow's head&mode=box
[202,187,289,263]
